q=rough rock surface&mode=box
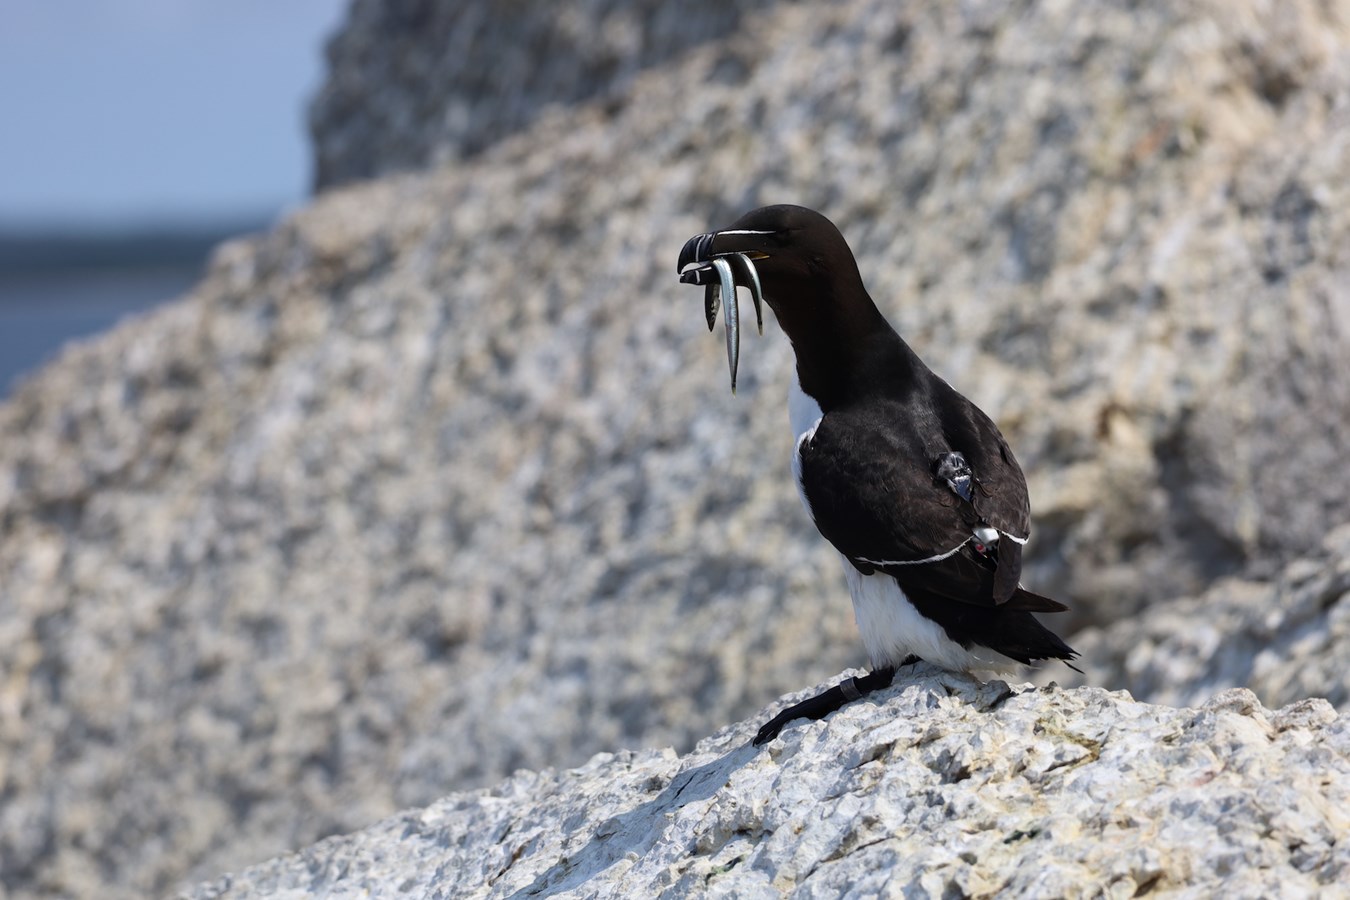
[1037,523,1350,714]
[307,0,1350,619]
[5,0,1350,897]
[309,0,780,187]
[187,673,1350,898]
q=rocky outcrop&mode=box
[1036,523,1350,713]
[187,673,1350,898]
[5,0,1350,897]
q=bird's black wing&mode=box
[799,401,1061,612]
[928,378,1033,602]
[930,378,1031,537]
[798,403,968,566]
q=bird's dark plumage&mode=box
[678,205,1077,741]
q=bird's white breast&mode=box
[787,373,824,445]
[787,373,824,521]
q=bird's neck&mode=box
[782,288,914,412]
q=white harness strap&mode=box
[857,528,1028,568]
[856,538,971,567]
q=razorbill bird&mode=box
[677,204,1077,744]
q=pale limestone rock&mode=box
[187,673,1350,898]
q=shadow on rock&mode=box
[508,741,759,898]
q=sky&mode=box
[0,0,350,229]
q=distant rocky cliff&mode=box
[3,0,1349,897]
[309,0,781,187]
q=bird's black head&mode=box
[677,205,863,305]
[677,205,881,393]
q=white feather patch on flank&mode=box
[841,558,1022,673]
[717,229,776,236]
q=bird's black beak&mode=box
[677,232,717,282]
[676,231,766,393]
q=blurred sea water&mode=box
[0,266,201,394]
[0,223,258,395]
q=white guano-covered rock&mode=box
[188,673,1350,898]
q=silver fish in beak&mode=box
[677,232,766,393]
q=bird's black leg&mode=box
[752,658,915,746]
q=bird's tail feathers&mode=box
[1001,586,1069,614]
[906,589,1079,665]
